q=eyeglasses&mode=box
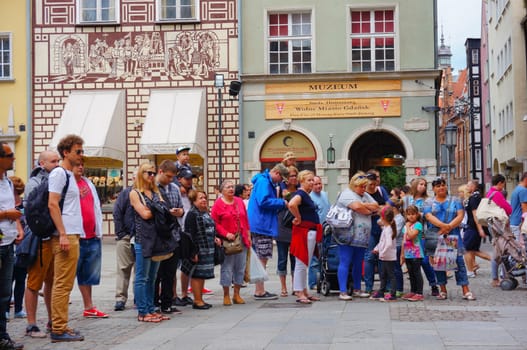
[75,149,85,155]
[144,171,156,177]
[1,153,14,158]
[432,178,446,187]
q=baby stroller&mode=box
[316,224,352,295]
[487,217,527,290]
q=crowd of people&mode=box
[1,140,527,349]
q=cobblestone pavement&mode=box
[6,240,527,350]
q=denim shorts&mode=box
[77,237,102,285]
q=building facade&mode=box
[487,0,527,188]
[0,0,30,178]
[239,0,441,199]
[31,0,239,233]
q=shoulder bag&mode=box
[476,192,508,226]
[326,192,353,229]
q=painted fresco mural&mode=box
[48,31,223,82]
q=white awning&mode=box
[139,89,207,158]
[50,90,126,162]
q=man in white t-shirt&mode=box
[48,134,85,343]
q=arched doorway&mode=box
[349,131,406,189]
[260,130,316,171]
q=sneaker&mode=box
[382,293,396,302]
[188,287,214,295]
[395,291,404,298]
[338,293,353,301]
[173,297,187,307]
[253,291,279,300]
[352,290,371,298]
[14,310,27,319]
[26,325,47,338]
[408,294,424,302]
[0,338,24,350]
[114,301,125,311]
[431,286,440,297]
[161,306,182,314]
[401,293,415,301]
[369,291,384,300]
[467,272,476,278]
[50,330,84,343]
[83,307,109,318]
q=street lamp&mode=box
[327,134,335,164]
[444,122,457,193]
[214,73,224,185]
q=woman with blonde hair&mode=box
[334,172,379,300]
[129,162,167,323]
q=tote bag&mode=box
[476,192,508,226]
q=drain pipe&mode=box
[26,0,33,177]
[237,0,245,183]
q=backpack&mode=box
[25,167,70,239]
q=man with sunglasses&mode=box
[0,142,24,350]
[48,134,85,342]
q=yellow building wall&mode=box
[0,1,29,179]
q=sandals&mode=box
[137,314,161,323]
[280,290,289,297]
[307,295,320,302]
[296,298,312,304]
[152,312,170,321]
[436,291,448,300]
[462,292,476,301]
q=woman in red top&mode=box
[211,180,251,306]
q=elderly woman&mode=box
[335,172,379,300]
[424,177,475,300]
[182,190,221,310]
[276,166,299,297]
[211,180,250,306]
[129,162,167,323]
[288,170,322,304]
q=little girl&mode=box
[400,205,425,302]
[370,206,397,302]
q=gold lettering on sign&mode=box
[265,80,401,94]
[266,98,401,119]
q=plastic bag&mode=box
[249,247,269,283]
[431,235,458,271]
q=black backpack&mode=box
[25,168,70,239]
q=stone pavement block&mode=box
[436,321,520,347]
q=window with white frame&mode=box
[157,0,199,22]
[0,33,12,80]
[350,9,395,72]
[268,12,312,74]
[78,0,119,23]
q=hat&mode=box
[432,177,446,187]
[283,151,296,161]
[176,146,191,155]
[177,168,193,179]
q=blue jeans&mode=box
[0,244,15,340]
[421,255,438,287]
[77,238,102,285]
[394,246,403,292]
[364,234,381,292]
[337,245,365,292]
[435,254,469,287]
[308,256,320,289]
[134,243,160,316]
[276,241,295,276]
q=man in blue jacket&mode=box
[247,163,289,300]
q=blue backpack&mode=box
[25,168,70,239]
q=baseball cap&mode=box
[177,168,193,179]
[176,146,191,155]
[274,163,290,180]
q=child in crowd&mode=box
[401,205,425,301]
[392,199,406,297]
[370,206,397,302]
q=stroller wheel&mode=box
[500,279,517,291]
[321,281,330,296]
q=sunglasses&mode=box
[144,171,156,177]
[1,152,14,158]
[75,149,85,155]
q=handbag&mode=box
[222,201,244,255]
[476,192,508,226]
[326,192,353,229]
[281,209,295,228]
[214,244,225,265]
[431,235,458,271]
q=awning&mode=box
[139,89,207,159]
[50,90,126,162]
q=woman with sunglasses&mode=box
[129,163,168,323]
[423,178,475,301]
[334,172,379,300]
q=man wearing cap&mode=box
[247,163,289,300]
[281,151,297,168]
